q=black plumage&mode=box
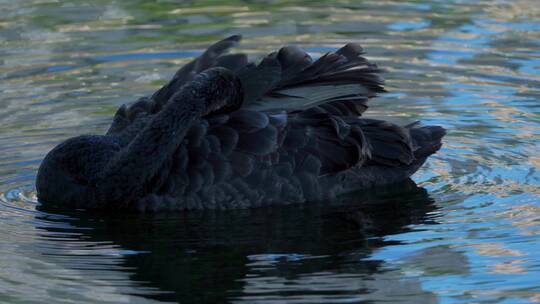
[36,35,446,211]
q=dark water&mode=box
[0,1,539,303]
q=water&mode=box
[0,0,539,303]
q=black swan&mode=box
[36,35,446,211]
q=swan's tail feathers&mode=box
[341,123,445,189]
[410,125,446,160]
[358,119,416,167]
[239,43,385,115]
[356,120,445,168]
[152,35,246,106]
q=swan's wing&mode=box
[108,36,384,137]
[107,35,247,136]
[238,43,385,115]
[152,35,246,106]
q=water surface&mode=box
[0,0,539,303]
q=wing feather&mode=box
[238,42,384,115]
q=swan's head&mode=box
[36,135,120,210]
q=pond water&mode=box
[1,0,539,303]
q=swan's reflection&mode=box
[38,179,442,303]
